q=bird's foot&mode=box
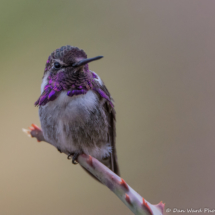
[67,152,80,164]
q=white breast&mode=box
[41,72,50,94]
[45,90,98,117]
[40,90,100,152]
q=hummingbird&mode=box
[35,45,120,179]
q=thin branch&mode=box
[23,124,165,215]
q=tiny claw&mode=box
[72,159,78,164]
[72,152,79,164]
[67,154,73,160]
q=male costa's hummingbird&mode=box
[35,45,120,178]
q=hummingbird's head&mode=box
[44,45,103,77]
[35,46,103,106]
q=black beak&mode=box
[72,56,103,67]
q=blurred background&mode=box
[0,0,215,214]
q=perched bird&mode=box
[35,45,119,179]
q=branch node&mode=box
[125,194,132,205]
[31,124,41,130]
[120,178,129,191]
[156,201,165,214]
[87,155,93,167]
[142,198,153,215]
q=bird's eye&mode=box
[54,62,61,69]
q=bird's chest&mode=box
[39,90,102,151]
